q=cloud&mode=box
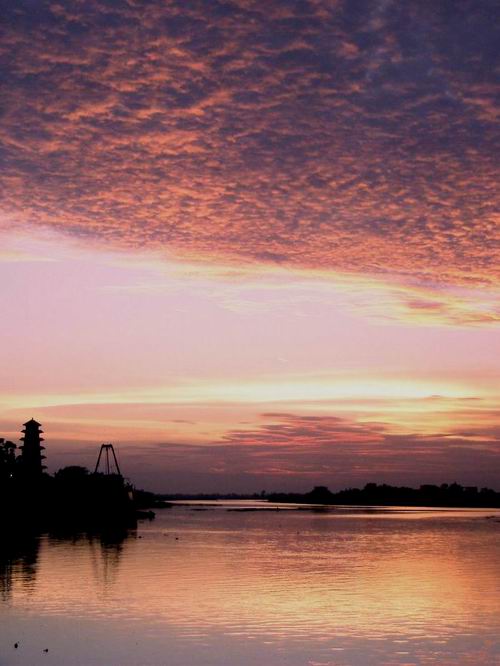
[1,0,498,323]
[5,407,498,492]
[146,411,500,490]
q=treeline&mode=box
[267,483,500,507]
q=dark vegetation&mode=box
[161,483,500,508]
[0,463,164,531]
[0,425,166,533]
[267,483,500,508]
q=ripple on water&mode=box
[1,504,500,665]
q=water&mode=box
[1,502,500,665]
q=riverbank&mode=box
[161,482,500,508]
[0,470,166,531]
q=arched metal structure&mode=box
[94,444,122,476]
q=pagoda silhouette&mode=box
[19,418,46,475]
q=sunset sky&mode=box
[1,0,499,492]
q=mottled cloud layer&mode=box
[1,0,499,301]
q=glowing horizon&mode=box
[1,229,498,492]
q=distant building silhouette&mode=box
[19,418,46,475]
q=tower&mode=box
[94,444,122,477]
[19,418,46,475]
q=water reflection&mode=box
[1,505,500,665]
[87,527,131,589]
[0,527,132,603]
[0,530,40,601]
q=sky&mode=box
[1,0,499,492]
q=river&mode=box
[1,502,500,665]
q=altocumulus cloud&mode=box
[1,0,499,313]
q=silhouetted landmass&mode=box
[0,422,165,532]
[1,466,137,530]
[267,483,500,508]
[4,419,499,532]
[159,484,500,508]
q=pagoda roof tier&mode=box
[23,418,42,426]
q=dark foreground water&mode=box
[1,502,500,666]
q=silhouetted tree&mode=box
[55,466,90,482]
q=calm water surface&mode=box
[1,502,500,665]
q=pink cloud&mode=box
[0,0,497,319]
